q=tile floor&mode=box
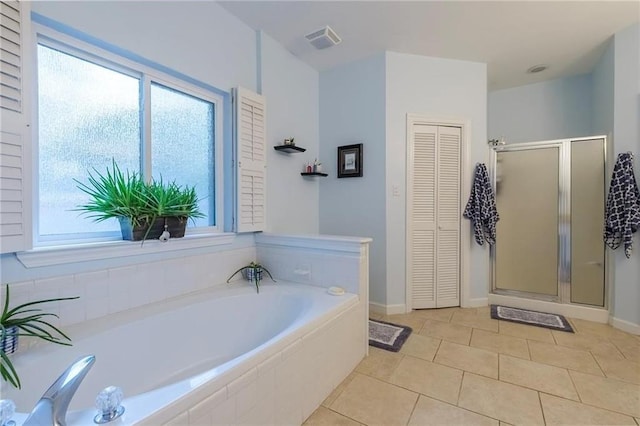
[305,307,640,426]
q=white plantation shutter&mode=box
[408,123,460,309]
[234,87,266,232]
[0,0,30,254]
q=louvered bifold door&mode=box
[0,0,30,254]
[436,126,461,307]
[410,125,438,308]
[234,87,266,232]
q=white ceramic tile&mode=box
[58,302,85,326]
[84,296,110,321]
[257,352,282,376]
[3,280,34,307]
[188,386,227,421]
[76,270,109,299]
[227,367,258,396]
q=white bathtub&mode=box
[6,281,365,425]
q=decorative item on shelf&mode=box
[283,137,295,146]
[313,158,323,173]
[226,262,276,293]
[338,143,363,178]
[0,285,79,389]
[74,160,204,243]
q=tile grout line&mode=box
[404,392,420,426]
[537,391,547,425]
[324,405,366,425]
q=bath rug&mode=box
[490,305,574,332]
[368,319,412,352]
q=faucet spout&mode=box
[24,355,96,426]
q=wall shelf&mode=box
[274,145,306,153]
[301,172,328,177]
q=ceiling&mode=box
[219,1,639,91]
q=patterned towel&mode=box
[463,163,499,245]
[604,152,640,258]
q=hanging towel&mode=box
[463,163,499,245]
[604,152,640,258]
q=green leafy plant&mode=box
[1,285,79,389]
[227,262,276,293]
[74,160,204,241]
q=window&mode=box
[35,30,223,244]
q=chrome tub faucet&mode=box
[23,355,95,426]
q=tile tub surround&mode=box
[310,307,640,426]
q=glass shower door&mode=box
[494,146,560,297]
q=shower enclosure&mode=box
[490,136,607,309]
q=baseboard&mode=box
[609,316,640,335]
[487,294,609,323]
[369,302,407,316]
[463,297,488,308]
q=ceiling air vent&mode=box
[305,26,341,50]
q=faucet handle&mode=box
[0,399,16,426]
[94,386,125,424]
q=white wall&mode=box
[611,23,640,329]
[488,74,593,143]
[385,52,488,306]
[319,53,387,305]
[259,32,320,234]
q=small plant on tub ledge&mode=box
[226,262,276,293]
[0,285,79,389]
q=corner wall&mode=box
[611,23,640,331]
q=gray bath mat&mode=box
[491,305,574,332]
[369,319,412,352]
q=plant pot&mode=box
[242,267,263,282]
[1,326,18,355]
[118,216,187,241]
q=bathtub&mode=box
[6,281,366,425]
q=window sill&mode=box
[16,233,236,268]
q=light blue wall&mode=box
[385,52,488,306]
[488,74,593,143]
[611,23,640,328]
[259,32,320,234]
[591,40,615,137]
[319,53,387,306]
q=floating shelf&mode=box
[274,145,306,153]
[301,172,328,177]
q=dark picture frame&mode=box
[337,143,363,178]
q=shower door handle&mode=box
[586,261,603,268]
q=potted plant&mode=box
[227,262,276,293]
[1,285,79,389]
[74,160,204,242]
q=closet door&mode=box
[409,124,461,309]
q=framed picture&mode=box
[337,143,363,178]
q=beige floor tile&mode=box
[470,329,530,359]
[408,395,498,426]
[528,340,604,376]
[330,373,418,426]
[476,306,491,316]
[609,334,640,362]
[400,333,441,362]
[389,355,463,404]
[570,370,640,417]
[499,423,513,426]
[540,393,636,425]
[322,372,357,407]
[595,354,640,385]
[570,318,628,339]
[499,321,555,343]
[458,373,544,425]
[498,354,579,400]
[369,312,384,320]
[553,330,625,359]
[354,346,403,381]
[304,407,363,426]
[412,307,457,323]
[434,341,498,378]
[419,319,473,345]
[635,417,639,425]
[381,313,426,332]
[451,311,500,332]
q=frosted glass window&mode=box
[151,83,215,227]
[37,44,140,237]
